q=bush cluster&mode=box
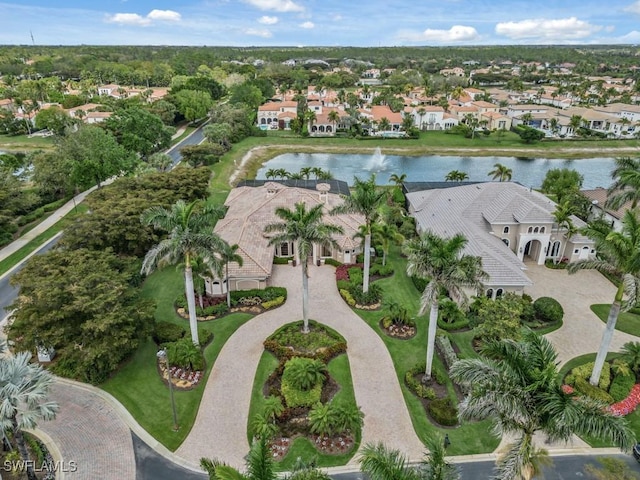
[566,362,611,391]
[427,398,459,426]
[231,286,287,304]
[573,377,614,404]
[340,289,356,307]
[153,322,186,344]
[261,296,285,310]
[370,263,394,276]
[610,373,636,402]
[533,296,564,323]
[405,364,436,399]
[435,335,459,371]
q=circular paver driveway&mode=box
[176,264,425,468]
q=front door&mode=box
[344,250,351,263]
[579,246,590,260]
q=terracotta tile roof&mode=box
[581,187,633,220]
[215,183,364,280]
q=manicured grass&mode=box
[352,249,500,455]
[0,133,55,151]
[0,204,89,276]
[246,342,360,469]
[591,304,640,338]
[101,267,253,451]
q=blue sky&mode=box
[2,0,640,46]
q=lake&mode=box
[256,151,618,189]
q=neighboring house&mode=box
[257,101,298,130]
[404,182,595,298]
[439,67,465,77]
[209,180,364,295]
[404,105,447,130]
[581,187,633,232]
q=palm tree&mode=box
[450,331,635,480]
[265,168,277,180]
[621,341,640,375]
[358,436,460,480]
[372,223,404,267]
[331,174,386,294]
[445,170,468,182]
[327,110,340,132]
[219,242,244,308]
[264,202,343,333]
[405,232,487,381]
[142,200,226,345]
[389,173,407,187]
[379,117,391,132]
[417,107,426,130]
[552,200,576,264]
[606,157,640,210]
[568,211,640,385]
[487,163,512,182]
[299,167,312,180]
[402,115,414,134]
[0,341,59,480]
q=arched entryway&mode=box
[523,239,543,262]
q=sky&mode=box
[2,0,640,47]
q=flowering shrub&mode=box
[609,384,640,416]
[561,384,574,394]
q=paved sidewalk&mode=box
[523,263,638,366]
[176,264,425,468]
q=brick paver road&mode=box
[176,264,425,468]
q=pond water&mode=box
[256,149,618,189]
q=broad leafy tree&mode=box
[568,211,640,385]
[331,174,386,293]
[264,202,343,333]
[0,341,59,480]
[8,249,155,383]
[104,107,172,159]
[173,89,213,123]
[540,168,583,204]
[142,199,227,345]
[451,331,635,480]
[405,232,486,381]
[57,124,138,189]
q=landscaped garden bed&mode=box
[248,320,362,466]
[175,287,287,321]
[335,263,385,310]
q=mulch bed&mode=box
[379,320,416,339]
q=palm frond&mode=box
[358,442,420,480]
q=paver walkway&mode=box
[41,380,136,479]
[176,264,425,468]
[523,263,638,366]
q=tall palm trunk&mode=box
[590,285,623,385]
[12,417,36,480]
[424,301,439,382]
[363,232,371,293]
[184,264,200,345]
[301,260,310,333]
[226,261,231,308]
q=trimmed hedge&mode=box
[405,364,436,400]
[610,373,637,402]
[273,256,291,265]
[533,296,564,323]
[153,322,186,345]
[340,289,356,307]
[565,362,611,391]
[231,286,287,303]
[324,258,342,267]
[281,376,323,407]
[370,263,394,276]
[427,398,459,426]
[437,317,470,331]
[574,377,614,404]
[261,296,285,310]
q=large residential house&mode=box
[403,105,459,131]
[257,101,298,130]
[404,182,595,299]
[581,187,634,232]
[208,181,363,296]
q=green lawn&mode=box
[591,304,640,338]
[0,133,56,151]
[351,249,500,455]
[246,345,360,469]
[0,204,89,277]
[101,267,253,451]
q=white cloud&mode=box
[624,1,640,14]
[147,9,181,22]
[417,25,479,42]
[495,17,601,40]
[244,28,272,38]
[106,13,150,26]
[106,9,181,26]
[258,16,279,25]
[300,21,315,29]
[244,0,304,12]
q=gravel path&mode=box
[176,264,425,468]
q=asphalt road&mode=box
[132,432,207,480]
[0,234,60,318]
[331,454,640,480]
[167,125,206,166]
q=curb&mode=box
[25,427,66,480]
[0,231,64,284]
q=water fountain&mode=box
[367,147,389,171]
